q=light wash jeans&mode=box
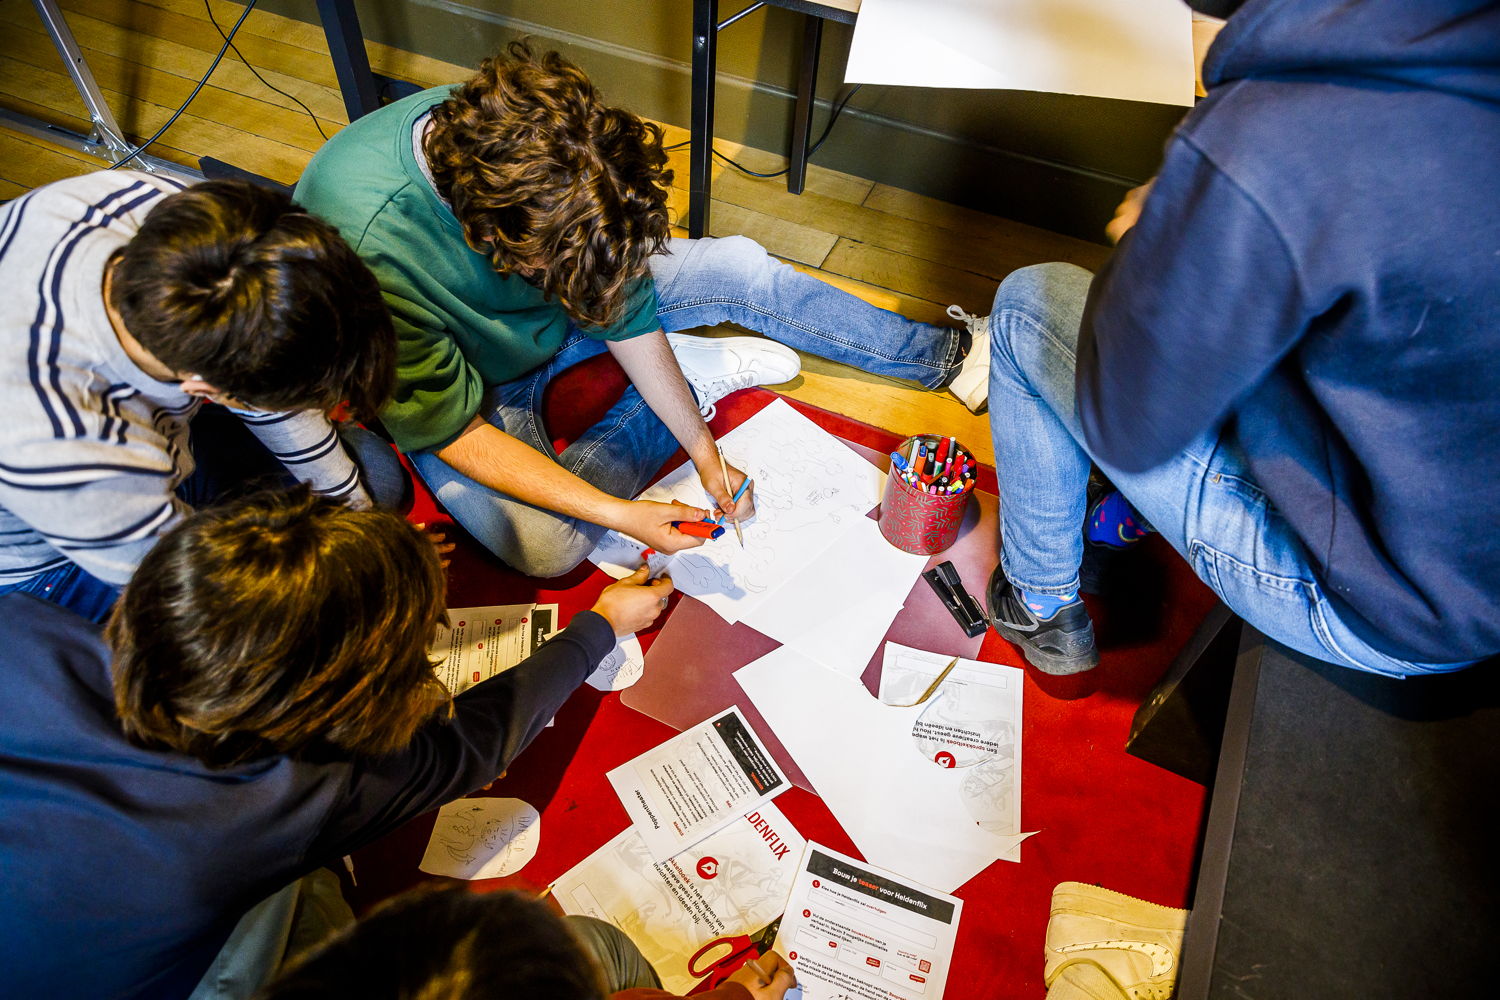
[988,262,1467,678]
[412,234,959,578]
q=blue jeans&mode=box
[0,412,408,623]
[987,263,1466,678]
[412,235,959,578]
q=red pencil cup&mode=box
[878,435,973,555]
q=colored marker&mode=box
[723,476,752,546]
[672,520,725,539]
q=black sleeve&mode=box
[1077,134,1307,473]
[310,610,616,857]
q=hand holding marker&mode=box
[667,452,754,545]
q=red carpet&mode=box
[350,365,1215,999]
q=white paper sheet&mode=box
[737,517,929,677]
[586,632,646,691]
[774,842,962,1000]
[588,399,883,624]
[417,798,541,880]
[735,647,1032,891]
[553,802,806,994]
[607,707,791,862]
[846,0,1194,107]
[879,643,1024,836]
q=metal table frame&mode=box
[689,0,859,237]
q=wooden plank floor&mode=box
[0,0,1113,467]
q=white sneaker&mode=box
[666,333,802,420]
[944,304,991,414]
[1044,882,1188,1000]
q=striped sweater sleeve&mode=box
[231,409,373,508]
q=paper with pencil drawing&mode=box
[736,646,1034,892]
[418,797,540,880]
[587,633,646,691]
[846,0,1194,107]
[588,399,883,625]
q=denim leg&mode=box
[987,263,1097,596]
[0,562,120,623]
[650,235,961,387]
[409,333,681,578]
[987,263,1461,677]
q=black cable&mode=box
[203,0,328,140]
[661,84,864,180]
[107,0,258,169]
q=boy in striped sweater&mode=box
[0,170,401,620]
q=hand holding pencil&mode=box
[707,447,756,529]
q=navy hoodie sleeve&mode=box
[309,611,615,858]
[1077,133,1309,473]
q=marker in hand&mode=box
[671,520,725,540]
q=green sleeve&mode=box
[379,291,486,454]
[578,274,660,342]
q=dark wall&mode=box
[273,0,1188,241]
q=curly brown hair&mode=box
[423,42,673,329]
[107,487,451,768]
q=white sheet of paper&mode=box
[879,643,1024,836]
[846,0,1194,107]
[429,604,539,695]
[737,516,928,672]
[774,842,962,1000]
[607,707,791,862]
[587,633,646,691]
[776,592,909,679]
[588,399,884,624]
[553,802,806,994]
[736,647,1033,891]
[417,797,541,880]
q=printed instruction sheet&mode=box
[428,602,559,695]
[588,399,883,625]
[878,643,1024,835]
[774,843,962,1000]
[553,802,805,994]
[607,707,789,862]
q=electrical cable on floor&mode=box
[106,0,259,169]
[663,84,864,179]
[202,0,328,140]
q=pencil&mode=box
[537,884,554,900]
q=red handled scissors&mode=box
[686,916,781,993]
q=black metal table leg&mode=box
[689,0,719,238]
[788,13,823,196]
[315,0,381,123]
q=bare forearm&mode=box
[434,418,630,528]
[608,330,718,467]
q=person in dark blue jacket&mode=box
[0,488,671,1000]
[982,0,1500,675]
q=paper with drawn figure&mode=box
[418,797,541,880]
[878,643,1024,836]
[608,707,790,862]
[847,0,1194,107]
[587,633,646,691]
[588,399,884,624]
[736,646,1035,891]
[553,801,806,995]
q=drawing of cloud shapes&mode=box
[588,633,646,691]
[418,798,541,880]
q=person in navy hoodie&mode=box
[0,487,671,1000]
[981,0,1500,676]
